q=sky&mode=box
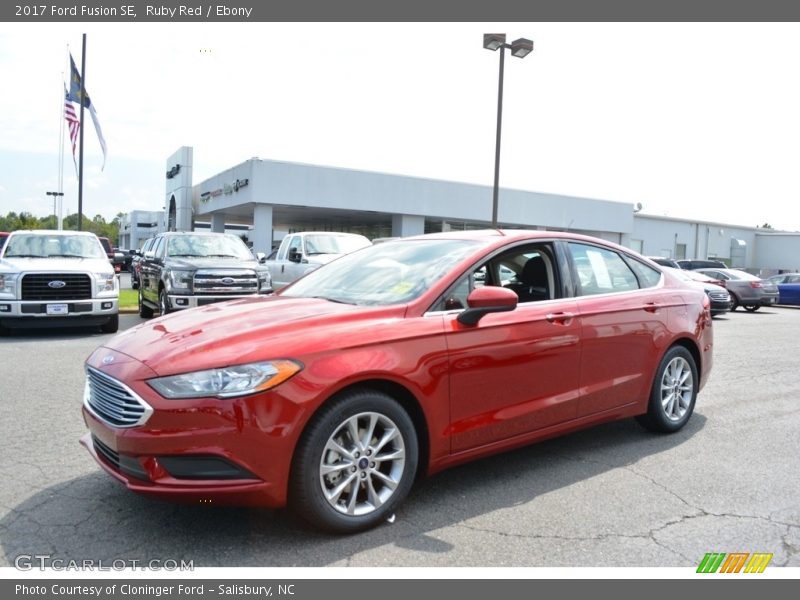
[1,22,800,231]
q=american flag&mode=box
[64,93,80,169]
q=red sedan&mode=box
[81,230,713,532]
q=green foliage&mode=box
[0,211,119,244]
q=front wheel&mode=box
[637,346,698,433]
[729,295,739,311]
[159,288,171,315]
[100,313,119,334]
[744,305,760,312]
[290,390,418,533]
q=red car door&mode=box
[566,241,669,418]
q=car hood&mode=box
[103,296,407,376]
[166,257,262,270]
[0,256,113,274]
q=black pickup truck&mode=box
[137,231,272,318]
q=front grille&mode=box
[92,435,120,468]
[708,291,729,301]
[91,435,150,481]
[22,273,92,300]
[21,303,93,314]
[85,367,152,428]
[193,269,258,295]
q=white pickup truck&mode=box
[264,231,371,290]
[0,230,119,334]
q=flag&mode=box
[64,85,80,174]
[67,53,108,170]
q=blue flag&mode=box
[66,53,107,169]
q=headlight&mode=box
[95,273,117,294]
[168,270,193,292]
[148,360,302,399]
[0,273,18,297]
[257,269,272,292]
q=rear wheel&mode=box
[290,390,418,533]
[138,288,154,318]
[637,346,698,433]
[744,305,760,312]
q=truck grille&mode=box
[21,273,92,300]
[193,269,259,295]
[84,367,152,428]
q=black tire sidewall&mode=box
[290,391,418,533]
[647,346,698,433]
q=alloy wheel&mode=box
[660,356,694,421]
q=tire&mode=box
[744,305,760,312]
[159,287,171,315]
[729,294,739,311]
[138,287,154,318]
[101,313,119,334]
[636,346,698,433]
[290,390,419,533]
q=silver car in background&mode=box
[694,268,779,312]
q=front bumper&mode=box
[166,293,261,310]
[80,349,305,508]
[0,298,118,327]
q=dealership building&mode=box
[118,146,800,273]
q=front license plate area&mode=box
[47,303,69,315]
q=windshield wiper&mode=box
[310,295,356,305]
[5,254,45,258]
[48,254,86,258]
[205,254,241,258]
[170,254,204,257]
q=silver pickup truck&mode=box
[0,230,119,333]
[264,231,371,290]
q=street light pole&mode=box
[484,34,533,229]
[46,191,64,230]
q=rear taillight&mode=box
[750,281,762,289]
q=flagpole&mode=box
[77,33,86,231]
[57,71,65,230]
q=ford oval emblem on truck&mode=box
[221,277,235,285]
[48,280,66,288]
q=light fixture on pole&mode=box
[484,33,533,228]
[46,191,64,230]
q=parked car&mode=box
[664,267,731,316]
[130,237,156,290]
[114,247,135,272]
[646,256,681,269]
[137,231,272,317]
[264,231,371,289]
[81,230,713,533]
[767,273,800,305]
[0,230,118,333]
[0,232,9,251]
[677,259,727,270]
[694,268,779,311]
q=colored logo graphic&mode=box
[697,552,773,573]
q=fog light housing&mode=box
[0,304,9,312]
[101,302,113,310]
[175,298,188,306]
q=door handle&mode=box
[643,302,660,313]
[546,311,574,325]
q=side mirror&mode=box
[256,252,266,263]
[457,286,518,326]
[144,250,155,260]
[288,249,302,263]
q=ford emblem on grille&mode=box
[48,280,67,289]
[102,355,115,365]
[221,277,235,285]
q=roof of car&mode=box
[7,229,98,237]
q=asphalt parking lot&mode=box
[1,305,798,568]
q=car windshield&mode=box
[282,239,481,306]
[304,234,370,255]
[2,233,106,259]
[167,234,252,259]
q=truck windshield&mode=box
[2,234,106,259]
[304,234,371,255]
[166,234,253,259]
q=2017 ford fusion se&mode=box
[81,230,713,532]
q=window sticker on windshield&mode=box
[391,282,415,295]
[586,250,612,289]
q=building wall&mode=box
[754,233,800,272]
